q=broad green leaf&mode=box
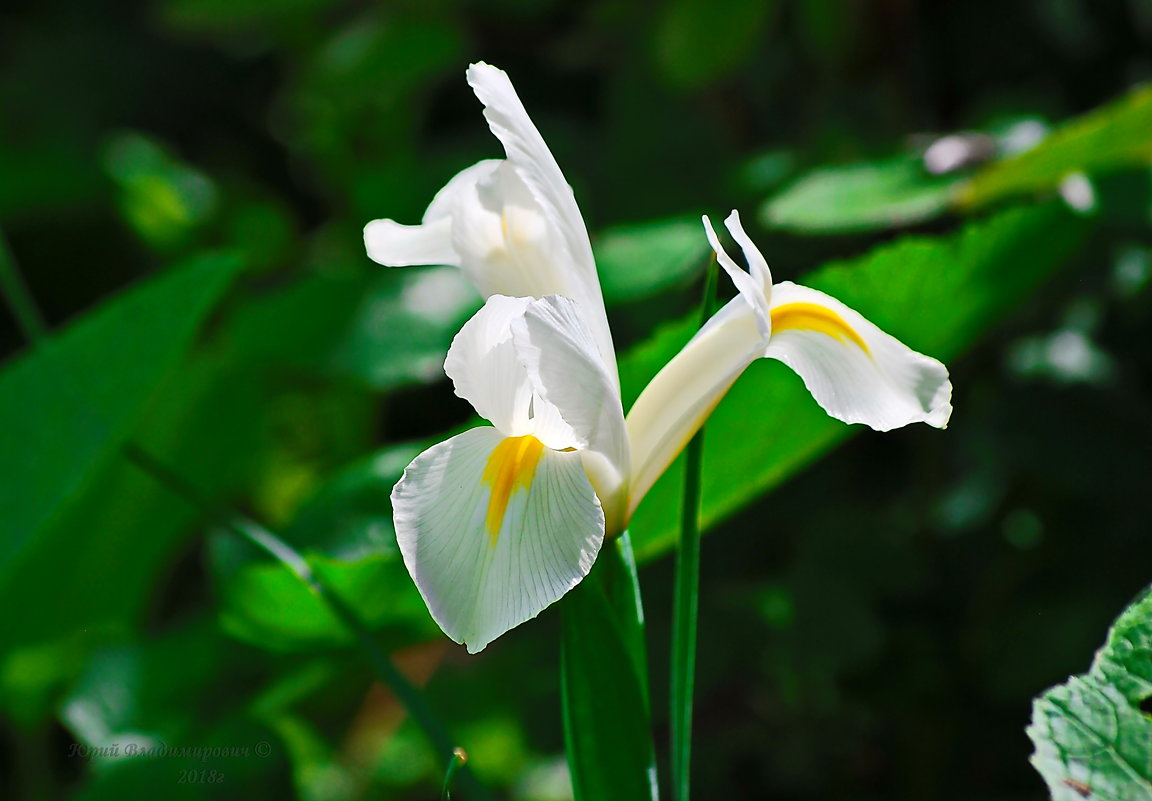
[624,203,1090,561]
[212,446,437,651]
[1028,585,1152,800]
[561,535,657,801]
[0,255,238,585]
[230,267,479,390]
[215,550,434,652]
[762,155,961,233]
[653,0,776,89]
[959,83,1152,209]
[595,217,710,304]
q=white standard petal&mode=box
[363,160,501,269]
[765,281,953,430]
[512,295,630,532]
[444,295,534,438]
[466,62,617,386]
[445,295,583,447]
[392,427,605,653]
[703,214,772,339]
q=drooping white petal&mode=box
[513,295,630,531]
[466,62,617,386]
[625,296,765,515]
[765,281,953,430]
[364,216,458,268]
[364,161,501,269]
[703,214,771,339]
[392,427,604,653]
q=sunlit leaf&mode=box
[0,255,238,589]
[213,446,437,651]
[1028,584,1152,800]
[762,155,961,234]
[959,83,1152,209]
[595,216,710,303]
[625,203,1090,560]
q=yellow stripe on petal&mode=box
[770,302,870,355]
[481,435,546,546]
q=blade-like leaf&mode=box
[0,255,238,582]
[762,155,961,234]
[562,534,657,801]
[623,203,1090,560]
[1028,585,1152,801]
[959,82,1152,209]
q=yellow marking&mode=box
[481,435,545,546]
[770,302,870,354]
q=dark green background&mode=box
[2,1,1151,799]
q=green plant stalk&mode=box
[442,747,467,801]
[122,442,492,801]
[561,532,658,801]
[0,229,49,345]
[670,257,717,801]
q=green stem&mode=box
[122,442,491,801]
[0,229,49,346]
[441,747,467,801]
[670,258,717,801]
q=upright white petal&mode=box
[466,62,618,386]
[393,427,604,653]
[703,214,771,339]
[513,295,630,532]
[444,295,533,438]
[445,295,581,449]
[764,282,953,430]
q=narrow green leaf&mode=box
[0,230,48,344]
[212,444,435,651]
[959,82,1152,209]
[0,255,238,582]
[670,260,716,801]
[762,155,960,234]
[562,535,657,801]
[624,203,1090,561]
[1028,584,1152,800]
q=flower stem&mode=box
[122,442,491,800]
[441,747,467,801]
[670,256,717,801]
[0,229,49,346]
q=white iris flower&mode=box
[365,63,953,652]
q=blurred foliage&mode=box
[1,0,1151,800]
